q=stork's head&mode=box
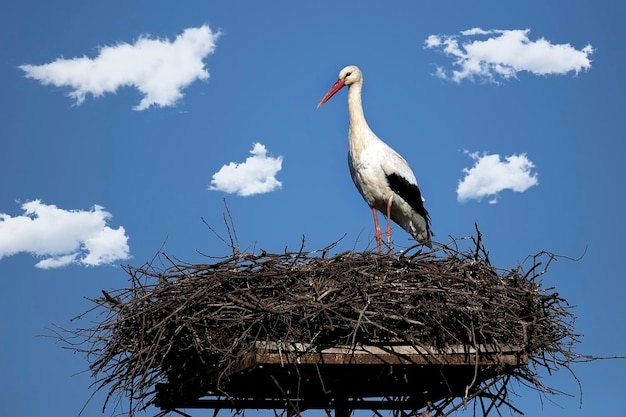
[317,65,362,108]
[338,65,362,86]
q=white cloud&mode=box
[457,151,539,203]
[209,143,283,196]
[19,25,220,110]
[0,200,130,268]
[424,28,593,83]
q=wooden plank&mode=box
[241,342,527,367]
[157,395,446,411]
[155,342,529,411]
[222,342,527,382]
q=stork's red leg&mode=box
[385,196,393,250]
[371,207,382,253]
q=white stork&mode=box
[317,65,432,252]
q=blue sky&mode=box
[1,1,624,416]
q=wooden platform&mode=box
[155,342,527,413]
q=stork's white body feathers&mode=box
[348,135,430,245]
[318,65,432,250]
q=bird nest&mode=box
[57,230,582,417]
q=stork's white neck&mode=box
[347,81,368,129]
[347,81,376,156]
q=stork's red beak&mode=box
[317,79,346,108]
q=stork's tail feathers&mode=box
[416,230,433,249]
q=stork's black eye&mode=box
[346,72,352,77]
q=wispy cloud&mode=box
[19,25,220,110]
[457,151,539,204]
[0,200,130,269]
[425,28,593,83]
[209,143,283,196]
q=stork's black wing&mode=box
[386,172,431,226]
